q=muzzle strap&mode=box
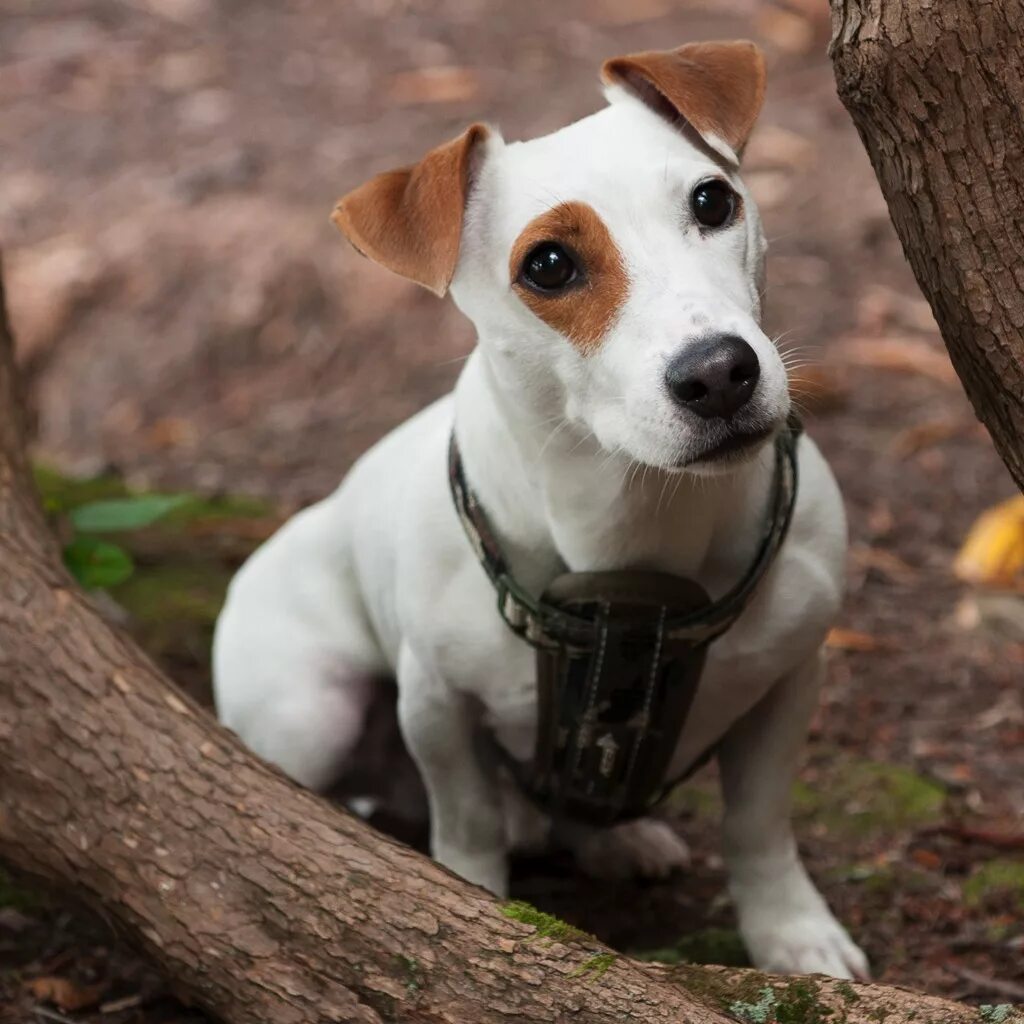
[448,415,803,824]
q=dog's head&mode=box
[334,41,787,474]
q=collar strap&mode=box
[448,414,803,652]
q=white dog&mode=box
[214,40,868,979]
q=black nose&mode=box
[665,334,760,419]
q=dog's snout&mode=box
[665,334,760,420]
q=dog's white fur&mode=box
[214,69,868,979]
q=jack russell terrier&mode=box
[213,40,869,979]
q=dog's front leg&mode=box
[397,644,508,897]
[718,651,869,979]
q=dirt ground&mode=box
[2,0,1023,1021]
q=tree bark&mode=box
[829,0,1024,491]
[0,258,990,1023]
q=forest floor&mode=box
[2,0,1023,1021]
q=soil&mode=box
[2,0,1023,1021]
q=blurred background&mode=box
[2,1,1023,1020]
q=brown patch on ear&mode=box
[331,123,489,296]
[510,201,628,354]
[601,40,766,156]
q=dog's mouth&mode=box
[680,426,775,467]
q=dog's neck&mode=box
[453,348,776,600]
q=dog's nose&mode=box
[665,335,760,420]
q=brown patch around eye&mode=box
[509,201,628,354]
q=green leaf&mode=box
[63,538,135,589]
[70,494,191,533]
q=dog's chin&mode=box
[681,426,775,469]
[649,424,777,478]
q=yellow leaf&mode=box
[26,976,106,1012]
[954,495,1024,590]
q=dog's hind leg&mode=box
[213,498,386,793]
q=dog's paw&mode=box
[572,818,691,881]
[742,909,869,980]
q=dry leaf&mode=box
[27,976,107,1012]
[756,7,815,54]
[910,848,942,870]
[386,66,480,105]
[836,334,958,385]
[591,0,673,24]
[744,169,792,211]
[954,495,1024,591]
[826,627,883,652]
[744,124,816,172]
[889,417,966,458]
[849,544,917,584]
[788,364,848,413]
[856,283,938,334]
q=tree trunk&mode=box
[829,0,1024,491]
[0,259,990,1023]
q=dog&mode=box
[213,40,869,979]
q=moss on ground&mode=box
[964,860,1024,909]
[34,464,273,525]
[633,927,749,967]
[793,761,945,837]
[667,758,944,843]
[0,866,47,913]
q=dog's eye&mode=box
[522,243,577,291]
[691,180,736,229]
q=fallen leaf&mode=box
[836,334,958,385]
[788,364,848,413]
[954,495,1024,590]
[826,627,883,652]
[755,7,815,54]
[910,848,942,870]
[849,544,918,584]
[26,976,107,1012]
[744,124,816,172]
[889,417,966,458]
[856,283,938,334]
[591,0,672,24]
[387,66,480,105]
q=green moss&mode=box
[730,979,842,1024]
[500,901,588,943]
[835,981,860,1005]
[663,780,722,821]
[633,927,749,967]
[979,1006,1015,1024]
[33,464,273,526]
[571,953,616,980]
[110,561,231,661]
[393,954,422,996]
[33,464,128,514]
[730,985,779,1024]
[794,760,945,837]
[670,963,768,1012]
[964,861,1024,909]
[0,865,47,912]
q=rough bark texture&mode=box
[829,0,1024,491]
[0,254,991,1024]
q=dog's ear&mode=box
[331,123,490,297]
[601,41,765,163]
